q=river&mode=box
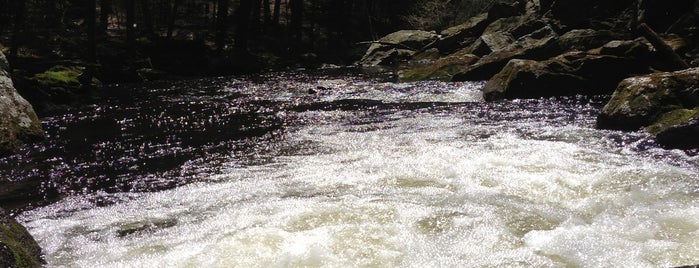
[3,69,699,267]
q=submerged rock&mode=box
[0,51,44,156]
[0,208,44,267]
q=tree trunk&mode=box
[234,0,253,54]
[9,0,26,57]
[289,0,303,42]
[262,0,270,30]
[141,0,153,36]
[167,0,181,38]
[100,0,111,37]
[83,0,98,88]
[87,0,97,64]
[215,0,229,52]
[125,0,136,45]
[250,0,261,36]
[272,0,281,26]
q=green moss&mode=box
[0,224,42,268]
[645,108,699,135]
[32,65,83,88]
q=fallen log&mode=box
[637,23,690,71]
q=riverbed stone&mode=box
[0,51,44,156]
[0,208,44,267]
[597,67,699,134]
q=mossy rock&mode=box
[12,64,102,115]
[0,208,44,268]
[648,108,699,149]
[597,67,699,131]
[646,108,699,135]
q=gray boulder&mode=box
[358,30,439,66]
[0,50,44,156]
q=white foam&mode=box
[20,105,699,267]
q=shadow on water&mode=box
[0,76,286,213]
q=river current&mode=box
[3,70,699,267]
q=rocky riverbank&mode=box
[358,0,699,149]
[0,49,46,267]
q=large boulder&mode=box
[452,25,561,81]
[0,208,44,267]
[597,67,699,132]
[482,51,648,100]
[0,51,44,156]
[482,58,584,101]
[358,30,439,66]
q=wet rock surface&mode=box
[0,51,45,157]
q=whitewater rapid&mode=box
[16,75,699,267]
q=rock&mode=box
[648,108,699,149]
[596,39,651,59]
[482,58,585,100]
[440,13,490,37]
[597,67,699,131]
[399,49,479,81]
[482,51,647,100]
[464,32,516,56]
[12,64,101,115]
[0,51,44,156]
[432,1,526,54]
[452,25,560,81]
[483,15,548,39]
[558,29,626,51]
[432,13,491,54]
[486,1,526,22]
[0,207,44,267]
[358,30,439,66]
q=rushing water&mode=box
[4,70,699,267]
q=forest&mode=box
[0,0,500,76]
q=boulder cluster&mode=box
[358,0,699,149]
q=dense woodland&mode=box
[0,0,500,72]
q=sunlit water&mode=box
[6,70,699,267]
